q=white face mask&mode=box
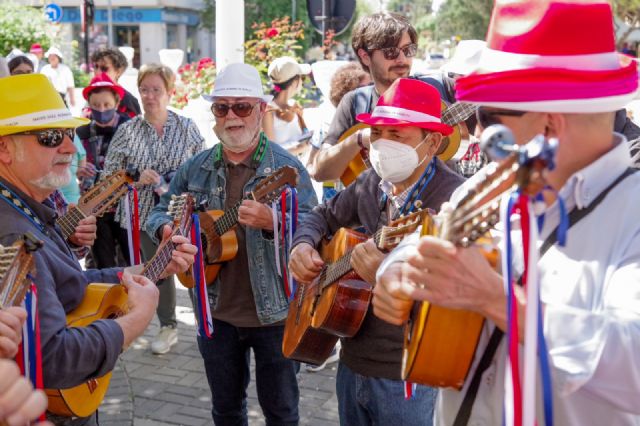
[369,137,429,183]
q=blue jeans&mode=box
[197,319,300,426]
[336,362,436,426]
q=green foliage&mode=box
[387,0,433,31]
[171,58,216,109]
[611,0,640,46]
[72,68,91,88]
[435,0,493,41]
[0,2,52,56]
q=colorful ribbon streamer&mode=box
[191,214,214,338]
[124,184,141,265]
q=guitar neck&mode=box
[214,194,255,236]
[141,230,179,283]
[57,205,87,240]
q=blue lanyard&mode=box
[0,182,46,233]
[399,157,437,216]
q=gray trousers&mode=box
[139,231,177,328]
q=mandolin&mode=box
[57,170,133,241]
[338,101,476,186]
[46,193,195,418]
[0,233,42,309]
[177,166,299,288]
[402,135,553,389]
[283,209,430,365]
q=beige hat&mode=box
[268,56,311,84]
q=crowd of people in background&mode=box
[0,1,640,425]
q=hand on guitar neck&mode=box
[237,200,274,231]
[66,215,97,248]
[0,307,27,359]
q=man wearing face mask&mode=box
[76,73,132,268]
[289,78,465,425]
[146,62,317,425]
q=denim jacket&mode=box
[146,141,318,324]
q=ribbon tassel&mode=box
[191,214,214,338]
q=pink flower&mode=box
[266,27,279,38]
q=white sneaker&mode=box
[151,326,178,354]
[305,341,341,372]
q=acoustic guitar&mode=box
[402,139,552,390]
[177,166,299,288]
[46,193,195,418]
[339,101,476,186]
[283,209,430,365]
[0,233,42,309]
[57,170,133,241]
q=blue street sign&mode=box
[45,3,63,24]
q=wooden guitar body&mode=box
[311,228,372,337]
[282,280,339,365]
[339,123,369,187]
[45,283,129,417]
[177,210,238,288]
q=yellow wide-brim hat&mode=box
[0,74,89,136]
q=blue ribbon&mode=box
[400,157,436,216]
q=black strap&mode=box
[453,167,637,426]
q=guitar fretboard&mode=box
[58,206,86,240]
[142,237,177,283]
[0,245,20,307]
[214,194,255,236]
[442,102,477,126]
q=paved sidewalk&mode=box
[100,285,340,425]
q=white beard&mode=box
[15,143,72,189]
[214,120,261,153]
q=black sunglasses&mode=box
[18,128,75,148]
[476,107,527,128]
[376,43,418,60]
[94,65,110,73]
[211,102,258,118]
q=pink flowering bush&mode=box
[171,57,217,109]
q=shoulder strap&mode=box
[453,167,637,426]
[353,85,375,116]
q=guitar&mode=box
[57,170,133,241]
[402,139,551,390]
[338,101,477,186]
[0,233,42,309]
[177,166,299,288]
[46,193,195,418]
[283,209,430,365]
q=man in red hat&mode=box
[289,78,465,425]
[374,1,640,424]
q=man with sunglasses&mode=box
[146,62,317,426]
[0,74,197,425]
[308,12,464,187]
[373,1,640,424]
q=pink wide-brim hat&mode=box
[455,0,639,113]
[357,78,454,135]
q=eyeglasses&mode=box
[376,43,418,60]
[211,102,258,118]
[94,65,111,73]
[139,86,165,97]
[476,107,528,128]
[17,128,75,148]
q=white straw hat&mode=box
[202,63,273,102]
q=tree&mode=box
[612,0,640,47]
[0,2,52,56]
[387,0,433,33]
[435,0,493,41]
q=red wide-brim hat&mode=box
[456,0,639,113]
[357,78,454,135]
[82,73,126,101]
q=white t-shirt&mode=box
[41,63,75,93]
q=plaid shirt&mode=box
[47,190,90,259]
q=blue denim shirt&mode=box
[146,141,318,324]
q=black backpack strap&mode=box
[453,167,637,425]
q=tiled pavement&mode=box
[100,285,340,426]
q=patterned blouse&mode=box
[103,110,204,229]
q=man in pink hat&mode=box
[289,78,465,425]
[374,1,640,424]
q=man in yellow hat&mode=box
[0,73,197,424]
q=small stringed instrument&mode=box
[46,193,195,418]
[0,233,42,309]
[177,166,299,288]
[339,101,477,186]
[402,136,553,389]
[57,170,133,241]
[283,209,430,365]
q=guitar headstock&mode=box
[251,166,299,204]
[377,209,433,251]
[0,233,42,309]
[168,193,195,237]
[76,170,133,217]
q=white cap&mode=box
[45,46,64,60]
[268,56,311,84]
[202,62,273,102]
[441,40,486,76]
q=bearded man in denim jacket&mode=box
[146,63,317,426]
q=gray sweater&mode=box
[0,178,123,389]
[292,159,465,379]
